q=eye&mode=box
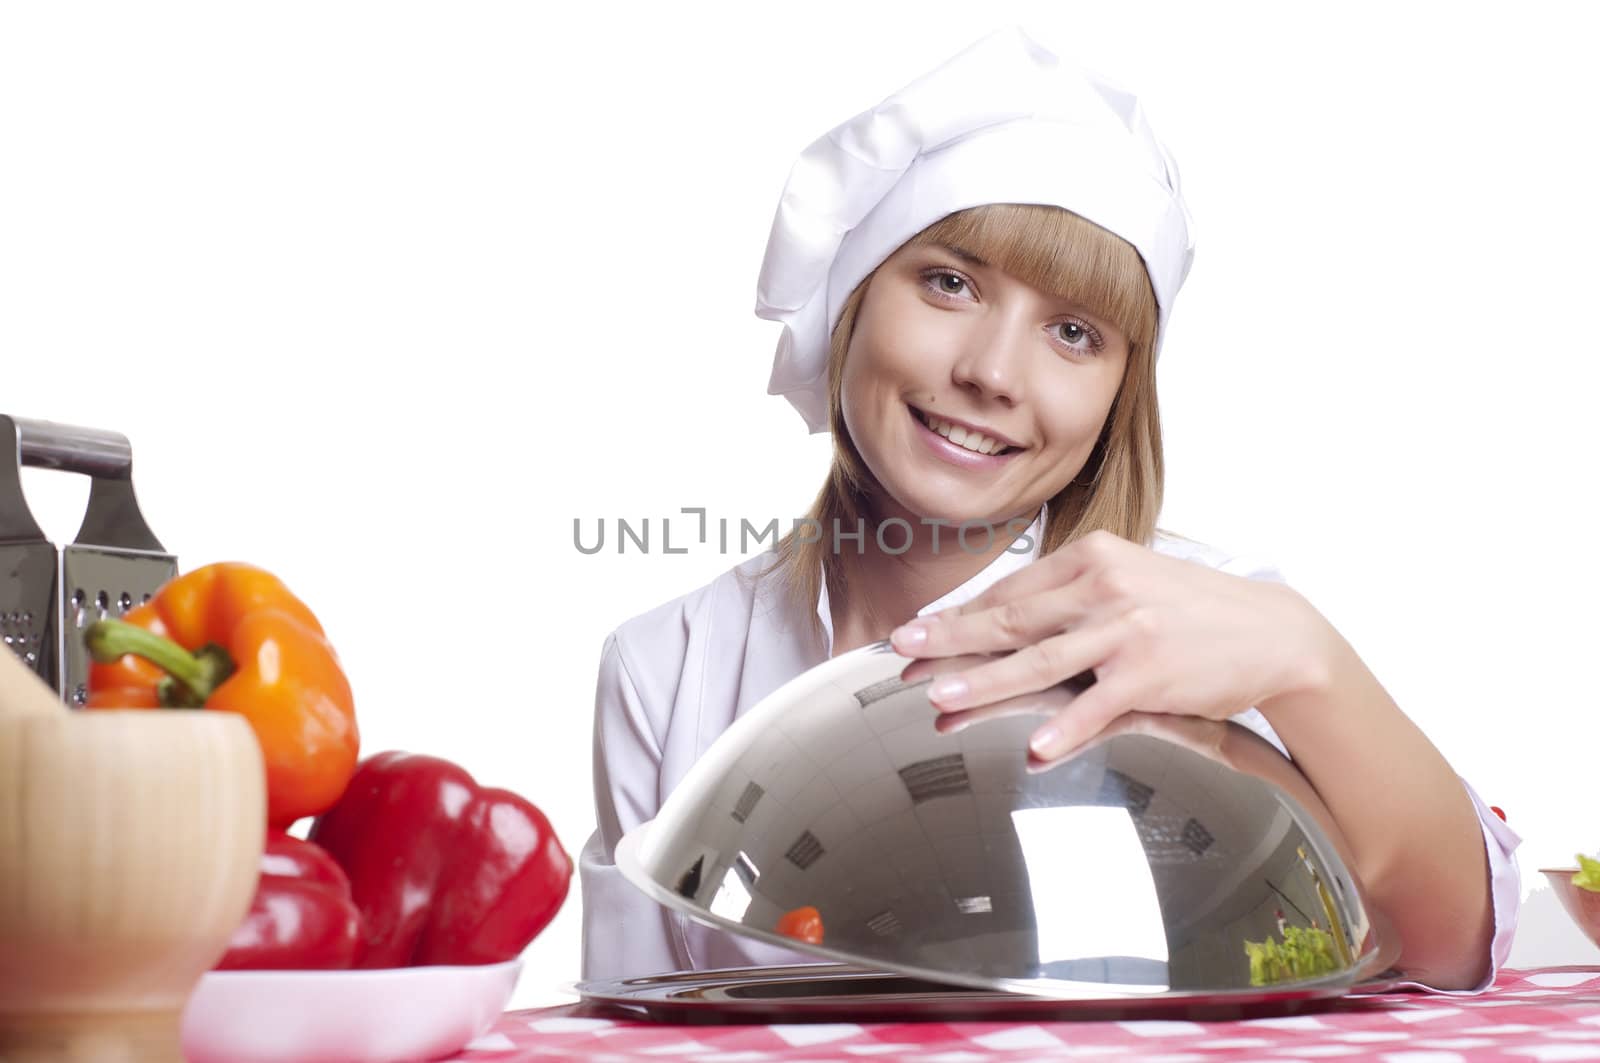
[1053,319,1105,354]
[923,265,1107,355]
[921,268,974,300]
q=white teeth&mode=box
[920,411,1007,455]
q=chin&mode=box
[877,486,1004,529]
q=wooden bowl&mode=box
[1539,868,1600,950]
[0,709,265,1062]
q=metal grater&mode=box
[0,414,177,706]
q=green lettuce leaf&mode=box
[1572,853,1600,893]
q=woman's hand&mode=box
[890,530,1334,767]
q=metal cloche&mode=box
[614,639,1395,1004]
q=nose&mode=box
[949,304,1031,407]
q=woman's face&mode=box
[841,238,1130,529]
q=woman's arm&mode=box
[579,632,683,981]
[891,532,1515,991]
[1256,586,1494,991]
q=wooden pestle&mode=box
[0,645,66,717]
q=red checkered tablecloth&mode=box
[447,967,1600,1062]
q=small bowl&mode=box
[182,960,522,1063]
[1539,868,1600,949]
[0,709,265,1060]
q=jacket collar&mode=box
[814,504,1047,658]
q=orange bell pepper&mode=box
[776,905,824,945]
[83,562,358,829]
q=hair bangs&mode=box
[908,204,1157,359]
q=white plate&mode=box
[180,960,521,1063]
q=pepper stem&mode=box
[84,619,236,708]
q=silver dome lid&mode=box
[615,639,1395,1001]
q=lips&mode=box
[909,406,1023,456]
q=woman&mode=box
[579,26,1520,994]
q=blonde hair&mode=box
[759,203,1192,647]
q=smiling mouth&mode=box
[910,406,1021,456]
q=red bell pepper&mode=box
[308,751,572,968]
[216,830,362,970]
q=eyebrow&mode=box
[934,242,990,269]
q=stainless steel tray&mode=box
[575,962,1410,1024]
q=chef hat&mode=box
[754,25,1196,434]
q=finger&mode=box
[1013,708,1139,764]
[891,583,1091,659]
[891,551,1084,662]
[931,529,1126,622]
[923,622,1117,712]
[891,532,1136,659]
[931,681,1086,736]
[1024,669,1142,766]
[945,543,1091,618]
[900,652,1001,686]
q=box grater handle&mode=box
[13,417,134,481]
[3,415,166,553]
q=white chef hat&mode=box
[754,25,1196,434]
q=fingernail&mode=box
[1029,725,1062,757]
[928,676,968,705]
[892,622,928,649]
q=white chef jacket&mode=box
[580,509,1522,994]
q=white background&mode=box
[3,1,1597,1007]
